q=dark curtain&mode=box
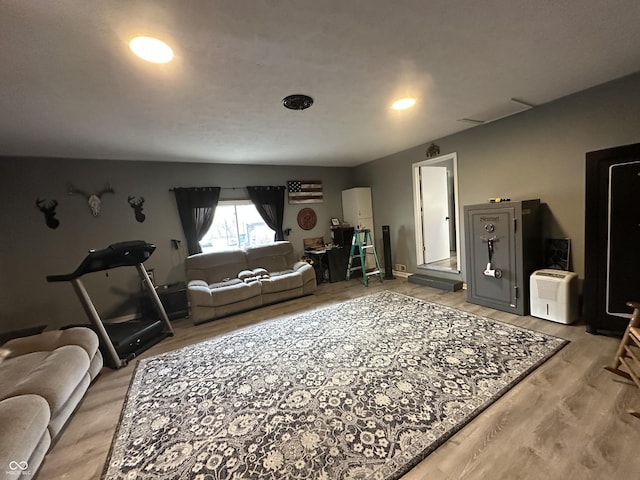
[246,186,285,241]
[172,187,221,255]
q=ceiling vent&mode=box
[282,94,314,111]
[457,98,535,125]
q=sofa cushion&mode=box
[209,280,262,307]
[238,268,270,283]
[3,327,99,360]
[244,242,296,272]
[187,278,262,308]
[185,249,249,284]
[0,345,90,416]
[209,278,244,289]
[260,270,303,294]
[0,395,50,475]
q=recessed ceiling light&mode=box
[392,97,416,110]
[129,36,174,63]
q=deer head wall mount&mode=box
[68,183,114,216]
[35,198,60,229]
[128,195,146,223]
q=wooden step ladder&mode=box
[346,229,383,286]
[605,300,640,419]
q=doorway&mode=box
[412,152,461,273]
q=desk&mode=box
[305,247,350,283]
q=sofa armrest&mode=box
[187,281,214,306]
[293,261,311,271]
[292,261,316,286]
[188,279,210,288]
[2,327,99,360]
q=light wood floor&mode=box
[37,278,639,480]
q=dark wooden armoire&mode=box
[584,143,640,336]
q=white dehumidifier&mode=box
[529,269,579,324]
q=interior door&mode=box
[420,166,450,263]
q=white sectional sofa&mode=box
[0,327,102,479]
[185,241,317,324]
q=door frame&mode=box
[412,152,461,272]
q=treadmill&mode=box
[47,240,175,368]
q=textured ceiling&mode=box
[1,1,640,167]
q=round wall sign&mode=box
[297,208,317,230]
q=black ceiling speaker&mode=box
[282,94,314,111]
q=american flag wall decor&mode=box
[287,180,323,204]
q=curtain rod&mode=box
[168,187,245,192]
[169,186,285,192]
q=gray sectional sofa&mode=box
[0,327,102,479]
[185,241,317,324]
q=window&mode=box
[199,201,274,252]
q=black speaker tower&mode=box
[382,225,394,279]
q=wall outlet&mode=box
[394,263,407,272]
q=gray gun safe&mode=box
[464,200,541,315]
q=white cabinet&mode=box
[341,187,374,231]
[342,187,375,268]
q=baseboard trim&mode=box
[392,270,411,278]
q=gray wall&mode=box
[2,72,639,334]
[0,158,353,331]
[354,72,640,283]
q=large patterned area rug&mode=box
[103,291,567,480]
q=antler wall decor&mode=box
[426,143,441,158]
[128,195,146,223]
[35,198,60,229]
[68,183,114,216]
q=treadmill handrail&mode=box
[47,240,155,282]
